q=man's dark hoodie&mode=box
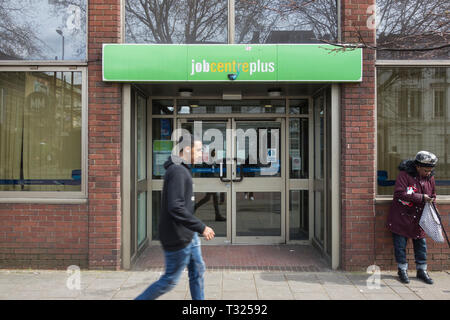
[159,156,206,251]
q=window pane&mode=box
[376,1,449,60]
[235,0,337,44]
[289,99,308,114]
[152,118,173,179]
[0,1,86,60]
[152,99,174,115]
[152,191,161,240]
[194,192,226,237]
[314,190,324,244]
[137,191,147,246]
[181,121,227,178]
[0,71,82,191]
[125,0,227,44]
[289,190,309,240]
[377,67,450,195]
[236,121,281,178]
[177,99,285,114]
[289,118,308,179]
[236,192,281,236]
[137,95,147,181]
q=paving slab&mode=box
[0,269,448,300]
[223,278,256,292]
[256,285,294,300]
[293,292,331,300]
[222,291,258,300]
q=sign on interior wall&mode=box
[103,44,362,82]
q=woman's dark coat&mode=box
[386,160,436,239]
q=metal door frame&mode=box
[147,97,317,247]
[231,118,286,244]
[122,88,341,269]
[178,118,233,245]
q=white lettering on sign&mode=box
[190,59,275,76]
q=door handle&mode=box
[232,160,244,182]
[219,162,231,182]
[220,176,231,183]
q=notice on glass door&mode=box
[153,140,173,177]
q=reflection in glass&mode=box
[313,92,325,245]
[0,1,86,60]
[236,121,281,178]
[125,0,227,44]
[289,118,308,179]
[194,192,226,237]
[181,121,227,178]
[376,1,448,60]
[236,192,281,236]
[377,67,450,195]
[177,99,285,114]
[137,95,147,181]
[152,118,173,179]
[137,191,147,246]
[314,95,324,180]
[289,99,308,114]
[289,190,308,240]
[314,191,324,244]
[235,0,337,44]
[0,72,82,191]
[152,191,161,240]
[152,99,174,115]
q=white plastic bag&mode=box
[419,202,444,243]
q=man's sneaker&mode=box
[416,269,433,285]
[397,268,410,284]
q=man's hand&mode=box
[424,194,435,203]
[202,226,215,241]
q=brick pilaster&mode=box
[340,0,377,271]
[87,0,122,270]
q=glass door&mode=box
[130,89,148,260]
[179,119,232,245]
[231,119,285,244]
[313,87,332,255]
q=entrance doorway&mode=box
[149,98,310,247]
[179,118,285,244]
[123,85,340,269]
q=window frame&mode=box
[0,64,88,203]
[375,60,450,203]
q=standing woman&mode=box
[386,151,438,285]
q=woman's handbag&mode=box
[419,202,450,247]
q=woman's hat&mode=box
[414,151,438,167]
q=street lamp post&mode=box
[56,29,64,60]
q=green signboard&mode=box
[103,44,362,82]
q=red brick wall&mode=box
[0,0,123,270]
[375,203,450,271]
[0,204,89,269]
[340,0,449,271]
[87,0,122,270]
[340,0,377,271]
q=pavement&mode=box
[0,268,449,300]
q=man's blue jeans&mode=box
[135,233,206,300]
[392,233,427,271]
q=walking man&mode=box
[136,134,215,300]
